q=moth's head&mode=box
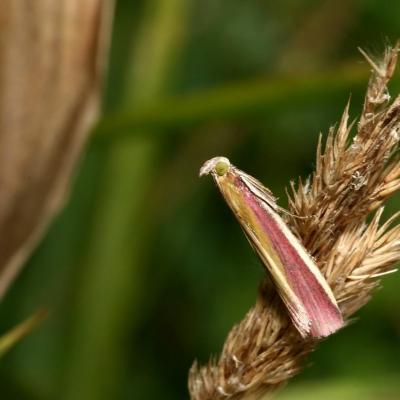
[199,156,231,177]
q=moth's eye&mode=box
[215,160,229,176]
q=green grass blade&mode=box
[94,63,376,138]
[0,310,47,358]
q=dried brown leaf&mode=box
[0,0,114,298]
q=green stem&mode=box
[63,1,188,399]
[94,63,381,138]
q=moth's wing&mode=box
[237,215,312,337]
[238,170,278,209]
[239,170,304,219]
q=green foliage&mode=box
[1,0,400,399]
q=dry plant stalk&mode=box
[189,42,400,400]
[0,1,114,298]
[199,157,344,339]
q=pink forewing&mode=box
[236,177,343,338]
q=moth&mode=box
[200,156,344,338]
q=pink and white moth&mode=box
[200,156,344,339]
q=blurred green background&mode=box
[1,0,400,399]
